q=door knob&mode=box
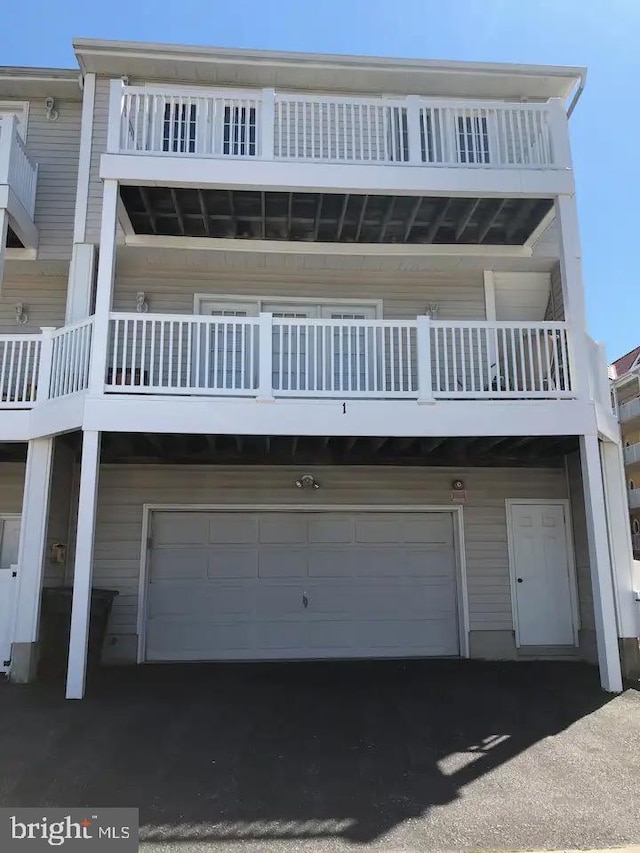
[302,593,308,608]
[517,577,523,583]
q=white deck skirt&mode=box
[145,509,459,662]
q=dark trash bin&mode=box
[38,587,119,680]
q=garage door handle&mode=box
[302,593,308,608]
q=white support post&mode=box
[546,98,573,170]
[10,437,54,683]
[556,194,589,400]
[73,72,96,244]
[257,312,274,400]
[0,208,8,285]
[88,180,118,395]
[406,96,423,166]
[65,243,96,323]
[579,434,623,692]
[106,79,124,154]
[36,327,55,402]
[260,89,275,160]
[0,115,15,180]
[600,439,638,645]
[66,430,101,699]
[416,315,434,403]
[483,270,499,384]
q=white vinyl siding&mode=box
[23,97,82,260]
[112,267,487,321]
[0,270,67,332]
[90,464,577,662]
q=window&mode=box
[162,102,196,154]
[457,114,490,164]
[223,105,256,156]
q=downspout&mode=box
[567,70,587,118]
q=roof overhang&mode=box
[73,38,585,105]
[0,67,81,100]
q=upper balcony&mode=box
[0,115,38,275]
[102,82,574,203]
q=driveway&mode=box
[0,660,638,852]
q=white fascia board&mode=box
[82,395,598,439]
[29,394,85,439]
[101,154,576,198]
[124,234,531,259]
[0,411,33,440]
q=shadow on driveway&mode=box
[0,659,638,851]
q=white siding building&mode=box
[0,40,637,699]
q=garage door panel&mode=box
[258,548,307,578]
[146,510,459,662]
[307,517,353,544]
[147,582,254,617]
[207,548,258,578]
[259,514,308,544]
[151,549,208,580]
[153,513,209,546]
[208,515,259,544]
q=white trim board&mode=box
[505,498,580,647]
[193,293,384,317]
[136,503,469,664]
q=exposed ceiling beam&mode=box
[425,198,451,243]
[403,197,423,243]
[336,194,349,241]
[260,191,266,240]
[455,198,481,241]
[170,189,185,236]
[477,198,507,244]
[227,190,237,238]
[313,194,323,241]
[378,196,396,242]
[355,195,369,242]
[287,192,293,240]
[198,190,211,237]
[421,437,447,453]
[344,436,358,453]
[291,436,299,456]
[138,187,157,235]
[506,198,537,241]
[371,437,388,453]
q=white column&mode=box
[260,89,275,160]
[579,434,623,692]
[66,430,101,699]
[600,439,638,640]
[0,208,8,284]
[257,312,274,400]
[88,179,118,394]
[406,96,423,165]
[65,243,96,323]
[10,437,54,682]
[416,315,434,403]
[556,194,589,399]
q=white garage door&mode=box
[145,510,459,661]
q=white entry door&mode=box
[508,502,576,646]
[145,510,459,662]
[0,516,21,672]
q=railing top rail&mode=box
[430,320,568,330]
[109,311,259,325]
[122,84,264,101]
[416,97,551,111]
[0,331,43,341]
[275,91,410,107]
[271,317,417,328]
[51,316,95,335]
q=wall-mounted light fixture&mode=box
[44,96,59,121]
[426,303,439,319]
[451,478,467,504]
[295,473,320,490]
[135,292,149,313]
[14,303,28,325]
[50,542,67,565]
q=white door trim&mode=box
[136,503,469,664]
[505,498,580,647]
[194,293,384,318]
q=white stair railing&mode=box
[48,318,94,399]
[0,333,41,407]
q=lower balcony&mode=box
[0,115,38,274]
[104,313,574,401]
[629,489,640,510]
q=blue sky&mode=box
[1,0,637,359]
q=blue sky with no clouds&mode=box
[1,0,637,359]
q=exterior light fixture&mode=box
[135,292,149,313]
[14,303,28,325]
[295,474,320,489]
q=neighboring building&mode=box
[0,39,638,699]
[611,347,640,555]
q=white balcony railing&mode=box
[625,443,640,466]
[0,116,38,218]
[632,533,640,553]
[629,489,640,510]
[114,85,565,170]
[0,334,42,407]
[104,314,574,401]
[619,397,640,423]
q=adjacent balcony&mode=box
[625,443,640,467]
[632,533,640,553]
[0,115,38,271]
[629,489,640,511]
[619,397,640,424]
[103,314,574,401]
